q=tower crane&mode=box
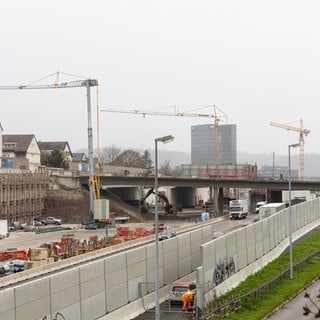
[269,119,310,179]
[0,71,99,223]
[101,105,227,165]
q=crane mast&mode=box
[0,72,99,223]
[269,119,311,179]
[101,105,227,165]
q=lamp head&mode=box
[289,143,300,148]
[155,135,174,144]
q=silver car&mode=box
[159,230,176,241]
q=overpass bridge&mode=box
[76,175,320,211]
[78,175,320,191]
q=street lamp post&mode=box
[288,143,299,280]
[154,135,174,320]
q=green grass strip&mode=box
[204,229,320,319]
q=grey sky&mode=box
[1,1,319,156]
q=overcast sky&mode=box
[1,1,319,157]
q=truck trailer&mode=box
[259,203,286,219]
[229,199,248,219]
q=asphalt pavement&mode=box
[265,279,320,320]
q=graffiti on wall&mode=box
[42,312,66,320]
[212,256,235,287]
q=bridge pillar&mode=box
[213,187,219,214]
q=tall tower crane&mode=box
[269,119,311,179]
[101,105,228,165]
[0,71,99,223]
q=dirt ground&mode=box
[44,186,186,224]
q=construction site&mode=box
[0,222,164,278]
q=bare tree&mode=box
[159,160,172,176]
[101,144,121,164]
[111,149,146,168]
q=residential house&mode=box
[2,134,41,170]
[38,141,73,165]
[70,152,89,172]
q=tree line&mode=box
[40,144,175,176]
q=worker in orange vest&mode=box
[182,290,195,311]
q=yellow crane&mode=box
[101,105,227,165]
[269,119,311,179]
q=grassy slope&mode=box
[205,229,320,319]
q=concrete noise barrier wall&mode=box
[1,199,320,320]
[0,224,214,320]
[201,198,320,299]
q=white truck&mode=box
[255,201,267,213]
[229,199,248,219]
[259,203,286,219]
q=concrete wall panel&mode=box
[253,222,263,259]
[262,220,270,254]
[235,229,247,270]
[0,288,14,314]
[127,246,147,266]
[128,275,147,301]
[16,295,50,320]
[177,233,192,276]
[80,275,105,299]
[80,260,105,282]
[105,255,127,289]
[81,293,106,320]
[163,263,179,284]
[245,226,256,264]
[202,242,215,270]
[214,237,227,265]
[145,244,155,276]
[178,257,192,276]
[268,216,276,249]
[106,283,128,312]
[50,269,79,294]
[53,303,81,320]
[202,225,213,243]
[105,252,127,273]
[272,214,280,245]
[15,278,49,307]
[278,211,286,241]
[0,309,14,320]
[226,231,237,258]
[50,282,80,312]
[190,229,203,268]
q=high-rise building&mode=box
[191,124,237,165]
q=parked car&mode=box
[159,229,176,241]
[41,217,62,225]
[169,281,197,304]
[33,218,42,226]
